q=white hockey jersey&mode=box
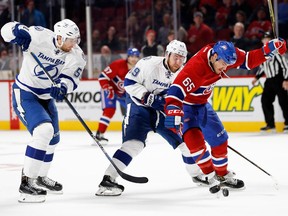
[124,56,181,106]
[1,22,86,100]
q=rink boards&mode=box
[0,78,285,132]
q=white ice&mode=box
[0,130,287,216]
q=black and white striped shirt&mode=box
[255,54,288,80]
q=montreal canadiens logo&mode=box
[203,86,213,95]
[34,63,59,80]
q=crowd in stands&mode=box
[1,0,288,78]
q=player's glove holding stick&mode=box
[50,79,68,102]
[262,38,287,59]
[164,105,184,134]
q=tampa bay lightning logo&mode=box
[34,63,59,80]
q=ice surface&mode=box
[0,130,287,216]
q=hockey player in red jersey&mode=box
[164,39,287,194]
[95,48,140,144]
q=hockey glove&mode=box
[141,92,165,110]
[103,85,115,99]
[50,79,68,102]
[262,38,287,58]
[164,105,184,134]
[11,23,31,51]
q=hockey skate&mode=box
[19,175,47,203]
[95,175,124,196]
[192,174,209,186]
[37,176,63,194]
[260,125,276,133]
[92,131,109,146]
[206,172,222,194]
[217,171,245,190]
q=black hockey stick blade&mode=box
[91,136,148,184]
[30,51,148,184]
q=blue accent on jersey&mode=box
[124,77,137,87]
[113,149,132,166]
[182,103,228,147]
[16,76,51,95]
[193,87,206,94]
[58,73,78,90]
[25,145,46,161]
[167,85,185,101]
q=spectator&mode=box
[0,0,11,30]
[141,29,164,57]
[101,26,121,53]
[0,48,14,79]
[153,0,165,31]
[247,0,269,24]
[230,22,251,51]
[186,11,214,56]
[126,12,141,49]
[232,10,248,28]
[0,48,11,69]
[139,13,153,43]
[245,7,272,42]
[99,45,121,72]
[83,29,102,53]
[157,12,172,47]
[228,0,252,26]
[21,0,46,27]
[278,0,288,39]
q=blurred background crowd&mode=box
[0,0,288,79]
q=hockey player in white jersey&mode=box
[1,19,86,203]
[96,40,200,196]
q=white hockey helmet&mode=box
[54,19,80,46]
[165,39,187,63]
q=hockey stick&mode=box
[30,51,148,184]
[267,0,278,38]
[228,145,278,189]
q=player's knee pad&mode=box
[183,128,206,152]
[103,107,116,118]
[31,122,54,150]
[113,140,144,166]
[120,140,144,157]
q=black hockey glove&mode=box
[141,92,165,110]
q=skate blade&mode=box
[18,193,46,203]
[260,129,276,134]
[95,187,122,196]
[47,190,63,195]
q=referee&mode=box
[252,32,288,133]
